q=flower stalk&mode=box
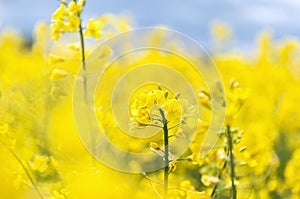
[226,125,237,199]
[73,0,96,153]
[77,14,88,104]
[210,153,228,198]
[159,108,169,199]
[10,149,44,199]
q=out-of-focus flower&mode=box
[68,42,80,51]
[211,21,232,43]
[50,69,69,81]
[66,15,80,33]
[163,99,181,122]
[29,155,49,173]
[0,123,9,135]
[48,54,65,65]
[84,19,103,39]
[67,1,82,15]
[201,175,219,186]
[52,4,67,21]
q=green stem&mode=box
[10,149,44,199]
[226,125,237,199]
[75,1,96,154]
[0,139,44,198]
[159,108,169,199]
[211,153,228,198]
[77,10,88,104]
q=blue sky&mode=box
[0,0,299,50]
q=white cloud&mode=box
[243,5,289,25]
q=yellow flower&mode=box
[51,20,68,40]
[186,191,210,199]
[50,69,69,81]
[116,18,131,32]
[180,180,195,191]
[9,138,16,150]
[163,98,181,122]
[51,4,67,21]
[84,19,103,39]
[201,175,219,186]
[68,42,80,51]
[0,123,9,135]
[49,156,59,168]
[198,91,211,110]
[211,21,232,43]
[99,45,112,57]
[67,1,82,15]
[48,54,65,65]
[29,155,49,173]
[147,90,165,106]
[66,15,80,33]
[132,108,151,126]
[52,190,65,199]
[98,14,112,23]
[50,86,67,96]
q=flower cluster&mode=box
[51,0,103,40]
[51,1,84,40]
[129,87,181,126]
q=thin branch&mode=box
[10,149,44,199]
[211,152,228,198]
[227,125,237,199]
[159,108,169,199]
[167,122,182,131]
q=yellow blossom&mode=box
[50,69,69,81]
[9,138,16,150]
[67,1,82,15]
[163,98,181,122]
[186,191,210,199]
[68,42,80,51]
[0,123,9,135]
[51,20,69,40]
[198,91,211,109]
[131,108,151,126]
[99,14,112,23]
[147,89,165,106]
[211,21,232,43]
[99,45,112,57]
[130,87,182,126]
[48,54,65,65]
[50,86,67,96]
[52,190,65,199]
[49,156,59,168]
[180,180,195,191]
[51,4,67,21]
[84,19,103,39]
[201,175,219,186]
[29,155,49,173]
[66,15,80,33]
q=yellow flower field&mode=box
[0,1,300,199]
